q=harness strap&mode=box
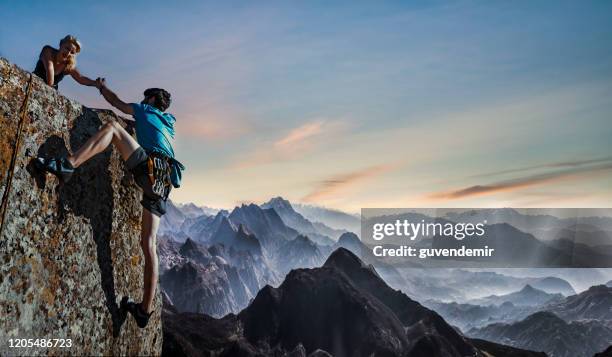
[0,74,34,240]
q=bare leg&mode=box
[68,121,140,167]
[140,208,160,314]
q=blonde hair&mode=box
[59,35,81,70]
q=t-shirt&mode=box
[130,103,185,187]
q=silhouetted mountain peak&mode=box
[234,247,478,356]
[238,266,410,356]
[324,247,366,272]
[180,238,198,252]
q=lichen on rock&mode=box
[0,57,162,356]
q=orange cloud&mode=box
[302,164,395,202]
[274,121,324,149]
[430,162,612,200]
[232,119,346,169]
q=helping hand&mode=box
[95,77,106,90]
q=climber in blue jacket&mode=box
[35,78,184,328]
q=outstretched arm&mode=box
[69,68,98,87]
[96,78,135,116]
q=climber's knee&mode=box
[101,121,115,133]
[109,121,124,137]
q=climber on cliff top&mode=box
[33,35,99,90]
[35,78,185,329]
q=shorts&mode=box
[126,147,169,217]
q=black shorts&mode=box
[126,147,169,217]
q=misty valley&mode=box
[157,199,612,357]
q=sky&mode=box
[1,0,611,213]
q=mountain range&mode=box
[468,311,612,357]
[469,284,564,307]
[292,202,361,233]
[262,197,346,243]
[464,284,612,356]
[542,284,612,321]
[158,199,612,356]
[163,248,546,357]
[159,234,278,317]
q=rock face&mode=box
[0,58,162,355]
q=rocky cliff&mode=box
[0,58,162,355]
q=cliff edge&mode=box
[0,58,162,355]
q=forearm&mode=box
[78,75,98,87]
[100,86,123,107]
[97,82,134,115]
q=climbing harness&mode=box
[146,152,172,200]
[0,74,34,240]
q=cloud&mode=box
[231,119,347,169]
[274,121,324,149]
[302,164,395,202]
[469,156,612,178]
[430,162,612,200]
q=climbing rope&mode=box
[0,73,34,240]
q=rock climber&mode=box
[35,78,184,328]
[33,35,99,90]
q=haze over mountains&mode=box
[158,198,372,317]
[158,199,612,356]
[469,284,564,307]
[468,311,612,357]
[163,248,548,357]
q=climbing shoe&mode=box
[120,296,152,328]
[34,156,74,182]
